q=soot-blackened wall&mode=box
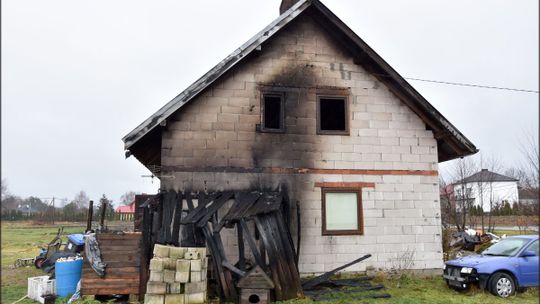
[159,13,443,274]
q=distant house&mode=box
[453,169,519,212]
[115,201,136,221]
[16,204,40,216]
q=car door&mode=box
[518,240,539,287]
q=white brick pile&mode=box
[145,244,208,304]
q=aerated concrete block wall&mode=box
[160,13,443,274]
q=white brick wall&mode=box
[160,13,443,274]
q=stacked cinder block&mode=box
[145,244,208,304]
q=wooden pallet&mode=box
[81,232,141,296]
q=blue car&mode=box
[443,234,539,298]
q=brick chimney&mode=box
[280,0,299,14]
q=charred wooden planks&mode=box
[81,233,142,296]
[143,190,303,302]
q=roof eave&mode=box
[122,0,313,150]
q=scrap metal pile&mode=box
[448,228,504,258]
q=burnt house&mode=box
[123,0,477,275]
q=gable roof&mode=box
[457,169,519,184]
[123,0,477,164]
[237,265,275,289]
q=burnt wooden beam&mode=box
[316,278,374,288]
[265,215,294,293]
[180,192,211,224]
[86,200,94,233]
[295,201,301,266]
[158,191,176,244]
[216,191,260,231]
[185,192,195,211]
[139,202,153,298]
[267,214,303,298]
[196,191,234,228]
[239,219,264,269]
[245,193,283,217]
[237,222,246,271]
[254,222,267,267]
[302,254,372,290]
[201,225,230,300]
[171,192,183,246]
[99,200,107,231]
[276,210,298,269]
[181,192,223,225]
[254,216,284,300]
[222,260,246,277]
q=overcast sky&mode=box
[2,0,538,205]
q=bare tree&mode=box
[440,157,477,231]
[518,128,539,190]
[1,179,9,201]
[439,176,462,230]
[452,157,477,230]
[73,190,90,209]
[119,191,138,206]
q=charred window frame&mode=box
[260,92,285,133]
[321,188,363,236]
[316,95,349,135]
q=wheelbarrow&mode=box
[34,227,85,274]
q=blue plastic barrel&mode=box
[55,258,83,297]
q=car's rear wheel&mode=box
[489,272,516,298]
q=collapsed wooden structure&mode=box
[139,190,303,302]
[80,193,387,302]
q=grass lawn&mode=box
[277,275,539,304]
[1,221,86,304]
[1,222,538,304]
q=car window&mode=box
[482,238,530,256]
[525,240,539,256]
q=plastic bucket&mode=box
[55,258,83,297]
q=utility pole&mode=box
[52,197,55,225]
[86,200,94,233]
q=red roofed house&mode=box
[115,201,136,221]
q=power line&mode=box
[330,68,539,93]
[402,77,539,94]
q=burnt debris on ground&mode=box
[301,254,391,301]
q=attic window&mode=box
[261,93,285,132]
[317,96,349,135]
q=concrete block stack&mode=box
[145,244,208,304]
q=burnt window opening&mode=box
[261,93,285,132]
[317,96,349,135]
